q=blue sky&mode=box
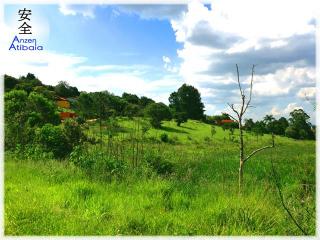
[1,1,316,122]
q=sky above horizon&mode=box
[1,1,317,122]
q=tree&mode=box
[139,96,155,107]
[169,84,204,120]
[5,90,60,149]
[144,103,172,128]
[244,118,254,131]
[227,64,274,192]
[263,114,276,134]
[273,117,289,136]
[252,121,265,140]
[173,111,188,126]
[122,92,140,105]
[54,81,79,98]
[4,74,19,92]
[285,109,314,140]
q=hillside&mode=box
[5,119,315,235]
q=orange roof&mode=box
[221,119,235,123]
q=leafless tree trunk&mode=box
[227,64,274,193]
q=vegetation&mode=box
[4,73,316,236]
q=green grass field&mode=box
[4,119,315,235]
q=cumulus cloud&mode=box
[115,5,187,20]
[168,0,316,120]
[297,87,316,99]
[59,4,96,18]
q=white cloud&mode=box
[59,4,95,18]
[284,103,303,114]
[168,0,316,119]
[162,56,178,73]
[297,87,316,99]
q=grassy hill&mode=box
[5,119,315,235]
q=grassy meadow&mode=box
[4,119,315,235]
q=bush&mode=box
[144,103,172,128]
[62,119,84,147]
[36,124,71,158]
[69,146,127,180]
[160,133,169,143]
[144,150,174,175]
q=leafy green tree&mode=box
[173,111,188,126]
[122,92,140,105]
[4,74,19,92]
[139,96,155,107]
[273,117,289,136]
[5,90,29,148]
[144,103,172,128]
[27,92,60,127]
[252,121,265,140]
[263,114,276,134]
[54,81,79,98]
[4,90,60,149]
[285,109,314,140]
[244,118,255,131]
[169,84,204,120]
[35,124,71,158]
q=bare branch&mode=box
[243,64,255,115]
[236,64,243,96]
[244,145,274,163]
[227,103,240,118]
[225,113,238,122]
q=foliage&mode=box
[160,133,169,143]
[173,111,188,126]
[54,81,79,98]
[62,119,84,147]
[35,124,71,158]
[285,109,314,140]
[169,84,204,120]
[144,103,172,128]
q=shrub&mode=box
[160,133,169,143]
[62,119,84,147]
[36,124,71,158]
[144,103,172,128]
[69,146,127,180]
[144,150,174,175]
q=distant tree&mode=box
[169,84,204,120]
[244,118,255,131]
[285,109,314,140]
[139,96,155,107]
[273,117,289,136]
[144,103,172,128]
[252,121,265,140]
[4,74,19,92]
[54,81,79,98]
[123,103,141,118]
[263,114,276,134]
[122,92,140,105]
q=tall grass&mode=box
[4,119,315,235]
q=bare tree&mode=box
[227,64,274,192]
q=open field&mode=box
[5,119,315,235]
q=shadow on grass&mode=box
[180,125,196,130]
[161,126,189,134]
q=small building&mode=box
[60,112,77,120]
